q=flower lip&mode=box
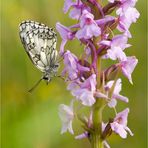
[56,22,75,40]
[120,56,138,84]
[59,101,74,134]
[75,9,101,39]
[109,108,133,138]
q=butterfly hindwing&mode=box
[19,20,58,73]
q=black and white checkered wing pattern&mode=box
[19,20,57,72]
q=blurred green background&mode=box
[1,0,147,148]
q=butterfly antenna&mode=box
[28,77,43,93]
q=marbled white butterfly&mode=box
[19,20,59,92]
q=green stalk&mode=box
[90,51,104,148]
[91,99,104,148]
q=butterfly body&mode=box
[19,20,59,91]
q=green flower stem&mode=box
[91,99,105,148]
[91,25,105,147]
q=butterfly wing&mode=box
[19,20,58,72]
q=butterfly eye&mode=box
[43,75,49,80]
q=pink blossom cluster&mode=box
[56,0,139,147]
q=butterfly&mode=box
[19,20,59,92]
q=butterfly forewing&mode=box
[19,20,58,73]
